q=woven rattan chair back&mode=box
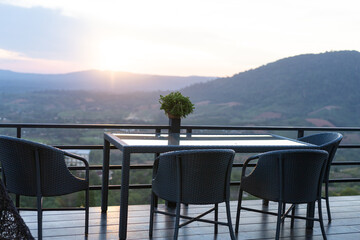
[150,149,236,240]
[0,135,89,239]
[236,149,329,240]
[0,135,87,197]
[152,149,234,204]
[298,132,343,182]
[241,149,328,203]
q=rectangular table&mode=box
[101,133,318,240]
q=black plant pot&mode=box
[168,117,181,134]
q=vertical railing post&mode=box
[15,126,22,208]
[154,127,162,208]
[101,138,110,213]
[297,129,304,138]
[17,127,21,138]
[186,128,192,137]
[155,128,161,137]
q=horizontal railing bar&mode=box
[2,123,360,131]
[0,123,170,129]
[90,184,152,190]
[18,207,86,211]
[68,163,259,171]
[331,161,360,165]
[67,161,360,171]
[233,163,256,167]
[329,178,360,183]
[69,165,153,171]
[54,144,360,151]
[338,144,360,148]
[55,145,104,149]
[55,145,139,150]
[182,125,360,131]
[91,183,243,190]
[89,177,360,192]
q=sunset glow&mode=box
[97,39,129,71]
[1,0,360,76]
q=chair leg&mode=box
[214,203,218,234]
[281,203,286,223]
[291,204,296,228]
[275,201,282,240]
[85,188,89,236]
[149,192,156,237]
[235,189,243,233]
[37,196,43,240]
[154,195,158,208]
[318,199,327,240]
[324,181,332,222]
[225,201,236,240]
[16,194,20,209]
[173,202,181,240]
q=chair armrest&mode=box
[241,154,261,179]
[152,156,160,179]
[63,151,89,181]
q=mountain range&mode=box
[0,50,359,128]
[0,70,214,93]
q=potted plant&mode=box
[159,91,195,119]
[159,91,195,133]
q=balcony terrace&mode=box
[1,123,360,239]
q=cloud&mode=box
[0,48,86,73]
[0,48,28,60]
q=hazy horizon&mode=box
[1,0,360,77]
[0,67,217,78]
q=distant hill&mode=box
[0,69,215,93]
[179,50,360,126]
[1,51,359,127]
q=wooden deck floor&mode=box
[20,195,360,239]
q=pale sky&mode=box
[0,0,360,77]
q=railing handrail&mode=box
[1,122,360,130]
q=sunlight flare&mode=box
[97,39,128,71]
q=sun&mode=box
[97,39,129,71]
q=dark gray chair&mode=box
[235,149,329,240]
[0,136,89,240]
[298,132,343,222]
[149,149,236,240]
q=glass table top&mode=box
[110,133,308,147]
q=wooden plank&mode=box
[20,196,360,239]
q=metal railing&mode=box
[1,123,360,193]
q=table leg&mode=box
[119,149,131,240]
[306,201,315,229]
[101,139,110,213]
[153,153,159,208]
[166,200,177,208]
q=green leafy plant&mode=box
[159,91,195,118]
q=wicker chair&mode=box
[0,136,89,240]
[235,149,329,240]
[298,132,343,222]
[149,149,236,240]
